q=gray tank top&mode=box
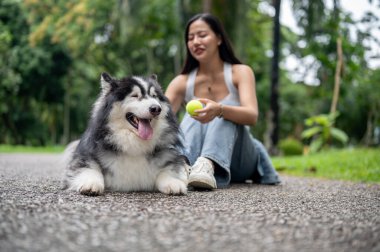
[185,62,240,104]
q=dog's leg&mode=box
[68,162,105,196]
[156,167,188,195]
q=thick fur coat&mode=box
[62,73,188,196]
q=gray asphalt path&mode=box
[0,153,379,252]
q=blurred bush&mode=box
[278,137,303,156]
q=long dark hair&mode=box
[180,13,242,74]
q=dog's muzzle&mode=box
[125,104,161,141]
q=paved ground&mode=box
[0,153,379,252]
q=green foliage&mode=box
[0,1,22,116]
[0,0,72,145]
[278,81,316,137]
[0,24,22,114]
[288,0,376,135]
[278,137,303,156]
[272,148,380,183]
[341,68,380,144]
[302,112,348,153]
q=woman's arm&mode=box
[164,75,187,114]
[194,65,259,126]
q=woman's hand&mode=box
[191,98,222,124]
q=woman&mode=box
[165,13,280,189]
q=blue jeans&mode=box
[180,110,281,188]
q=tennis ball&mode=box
[186,100,203,116]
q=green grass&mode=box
[272,148,380,183]
[0,145,65,153]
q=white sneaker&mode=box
[188,157,217,189]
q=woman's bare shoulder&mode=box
[166,74,188,95]
[169,74,188,87]
[232,64,254,75]
[231,64,255,85]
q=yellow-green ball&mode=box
[186,100,203,116]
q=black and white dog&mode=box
[62,73,188,196]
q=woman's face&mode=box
[187,19,221,62]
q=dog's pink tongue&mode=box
[138,119,153,140]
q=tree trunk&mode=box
[330,36,343,114]
[63,81,71,145]
[202,0,212,12]
[361,110,373,146]
[269,0,281,155]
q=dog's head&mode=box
[93,72,171,146]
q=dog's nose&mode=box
[149,105,161,116]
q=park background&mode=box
[1,0,379,173]
[1,3,379,251]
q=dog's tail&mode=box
[61,140,80,168]
[60,140,80,190]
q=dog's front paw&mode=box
[156,174,187,195]
[79,183,104,196]
[69,169,105,196]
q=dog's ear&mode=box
[100,72,117,92]
[150,74,163,88]
[149,74,165,92]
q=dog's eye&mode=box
[131,94,139,98]
[151,94,157,98]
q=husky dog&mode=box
[62,73,188,196]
